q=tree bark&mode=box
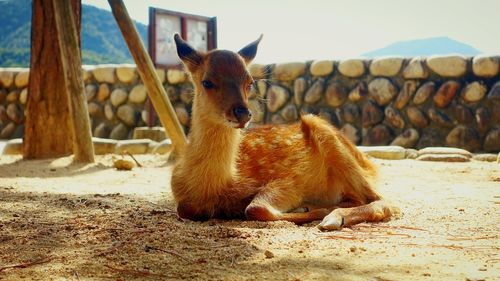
[53,0,94,162]
[23,0,81,159]
[108,0,187,153]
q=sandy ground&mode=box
[0,154,498,281]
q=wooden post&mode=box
[23,0,81,159]
[52,0,94,162]
[108,0,188,152]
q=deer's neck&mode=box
[180,100,241,192]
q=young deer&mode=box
[171,34,400,230]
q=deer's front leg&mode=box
[317,200,400,231]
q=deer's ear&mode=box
[174,34,203,70]
[238,34,263,65]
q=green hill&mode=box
[0,0,148,67]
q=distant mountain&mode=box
[362,37,481,57]
[0,0,148,67]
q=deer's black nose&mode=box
[233,106,252,122]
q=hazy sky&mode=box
[83,0,500,64]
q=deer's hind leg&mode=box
[244,179,331,225]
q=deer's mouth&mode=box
[226,119,250,129]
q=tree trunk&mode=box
[52,0,94,163]
[23,0,81,159]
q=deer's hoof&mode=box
[317,211,343,231]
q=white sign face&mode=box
[186,19,208,52]
[155,14,181,65]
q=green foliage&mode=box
[0,0,148,67]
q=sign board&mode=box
[149,7,217,68]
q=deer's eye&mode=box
[202,80,215,90]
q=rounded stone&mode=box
[116,104,137,126]
[338,59,365,78]
[342,103,360,123]
[293,77,307,105]
[488,81,500,102]
[116,66,138,84]
[475,107,490,132]
[248,64,268,79]
[362,124,392,146]
[304,78,325,104]
[97,84,111,102]
[167,69,187,84]
[340,123,359,144]
[257,80,267,98]
[427,108,453,128]
[129,84,148,104]
[19,88,28,105]
[2,138,23,155]
[461,81,487,103]
[348,82,367,102]
[368,78,397,106]
[92,67,116,83]
[92,137,117,154]
[390,128,419,148]
[110,88,128,107]
[6,91,19,103]
[454,105,474,125]
[406,106,428,128]
[271,114,286,125]
[6,103,23,124]
[0,90,6,103]
[402,57,429,79]
[427,55,467,77]
[434,81,460,108]
[82,69,92,83]
[165,86,179,102]
[266,85,289,112]
[104,104,115,120]
[417,147,473,158]
[180,85,194,104]
[416,128,445,149]
[416,154,470,162]
[358,146,406,160]
[85,84,97,101]
[413,82,435,105]
[155,69,166,83]
[0,71,14,88]
[175,106,190,126]
[310,60,334,77]
[325,81,346,107]
[0,122,16,139]
[152,139,173,155]
[93,123,111,138]
[280,104,298,122]
[0,105,8,123]
[87,102,103,118]
[369,57,403,77]
[483,129,500,152]
[109,123,129,140]
[14,71,30,88]
[472,55,499,77]
[362,101,383,128]
[472,154,498,162]
[384,106,405,129]
[395,80,417,110]
[446,126,481,152]
[248,99,264,123]
[272,62,306,81]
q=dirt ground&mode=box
[0,154,498,281]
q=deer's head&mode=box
[174,34,262,129]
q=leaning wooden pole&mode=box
[52,0,95,163]
[108,0,187,153]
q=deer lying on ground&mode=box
[171,34,399,230]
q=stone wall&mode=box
[0,54,499,152]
